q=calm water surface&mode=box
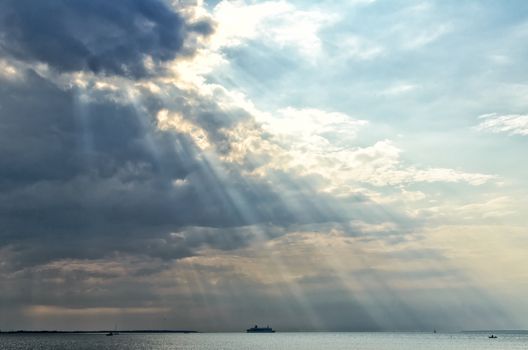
[1,332,526,350]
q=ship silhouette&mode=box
[246,325,275,333]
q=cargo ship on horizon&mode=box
[246,325,275,333]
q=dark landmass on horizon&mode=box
[0,330,198,334]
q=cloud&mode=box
[0,0,213,78]
[379,83,418,96]
[245,120,496,189]
[170,94,493,192]
[0,71,250,267]
[1,0,524,332]
[476,113,528,136]
[404,23,452,49]
[211,0,335,56]
[0,68,401,271]
[328,35,384,61]
[418,196,516,223]
[0,58,22,80]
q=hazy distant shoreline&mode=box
[0,330,199,334]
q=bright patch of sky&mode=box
[205,0,528,177]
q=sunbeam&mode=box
[1,0,527,337]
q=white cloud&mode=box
[387,3,453,51]
[156,109,211,150]
[333,36,384,61]
[233,104,496,190]
[416,195,517,224]
[404,23,452,49]
[379,83,419,96]
[151,82,495,192]
[324,141,494,187]
[476,113,528,136]
[152,2,497,202]
[0,59,22,80]
[166,1,337,90]
[260,107,368,145]
[457,196,516,219]
[349,220,400,234]
[211,0,336,56]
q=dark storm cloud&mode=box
[0,0,414,273]
[0,70,445,325]
[0,0,414,271]
[0,69,361,270]
[0,0,213,77]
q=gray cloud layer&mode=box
[0,73,247,264]
[0,0,212,77]
[0,68,390,270]
[0,0,415,273]
[0,0,437,332]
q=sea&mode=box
[1,332,526,350]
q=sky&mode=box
[0,0,527,332]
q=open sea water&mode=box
[1,332,526,350]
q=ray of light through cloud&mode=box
[0,0,527,333]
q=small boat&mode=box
[106,324,119,336]
[246,325,275,333]
[489,334,498,339]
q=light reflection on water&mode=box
[0,332,526,350]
